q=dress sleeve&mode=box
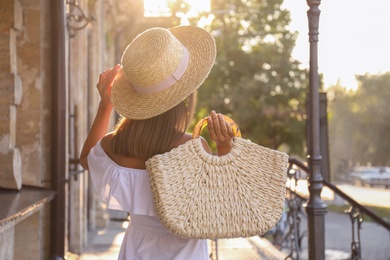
[87,140,156,216]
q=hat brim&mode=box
[111,26,216,120]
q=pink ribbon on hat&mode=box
[133,47,190,95]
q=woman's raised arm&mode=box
[79,65,120,170]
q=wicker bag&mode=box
[145,116,289,239]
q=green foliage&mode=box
[353,73,390,165]
[188,0,308,156]
[328,72,390,178]
[327,204,390,223]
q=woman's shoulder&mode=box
[176,132,192,146]
[177,132,212,154]
[101,133,146,169]
[101,132,114,147]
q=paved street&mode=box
[290,181,390,260]
[298,211,390,260]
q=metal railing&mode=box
[271,158,390,260]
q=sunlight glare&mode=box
[144,0,210,17]
[144,0,170,17]
[282,0,390,91]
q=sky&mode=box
[144,0,390,91]
[282,0,390,90]
[144,0,210,17]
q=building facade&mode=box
[0,0,177,258]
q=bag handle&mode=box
[192,115,242,139]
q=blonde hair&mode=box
[110,92,197,160]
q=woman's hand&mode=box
[97,64,121,106]
[79,64,121,170]
[207,110,234,156]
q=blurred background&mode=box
[0,0,389,259]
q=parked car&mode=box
[350,166,390,188]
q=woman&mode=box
[80,26,234,259]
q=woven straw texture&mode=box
[146,137,289,239]
[111,26,216,120]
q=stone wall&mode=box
[0,0,53,190]
[15,0,52,188]
[0,0,53,258]
[0,0,178,258]
[0,0,23,190]
[14,205,51,260]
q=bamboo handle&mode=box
[192,115,242,139]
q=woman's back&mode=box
[100,134,147,169]
[88,137,209,259]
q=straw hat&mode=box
[111,26,216,119]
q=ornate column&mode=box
[305,0,327,259]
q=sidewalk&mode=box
[73,184,390,260]
[75,220,126,260]
[74,214,390,260]
[289,179,390,208]
[73,219,287,260]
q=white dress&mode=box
[88,140,209,260]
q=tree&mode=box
[328,72,390,179]
[188,0,308,156]
[327,85,358,179]
[353,72,390,165]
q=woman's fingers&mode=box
[95,64,120,106]
[225,121,234,137]
[98,65,118,82]
[207,110,234,155]
[97,65,120,96]
[207,110,234,142]
[104,65,120,84]
[100,65,120,81]
[207,111,217,140]
[217,113,229,137]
